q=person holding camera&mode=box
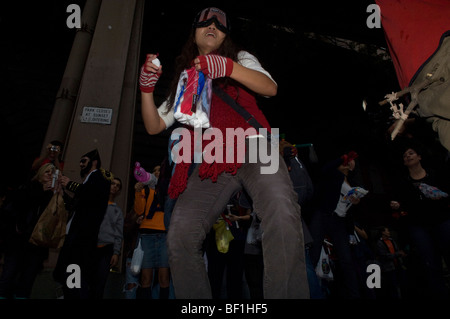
[31,140,65,172]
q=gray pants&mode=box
[167,141,310,299]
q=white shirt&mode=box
[157,51,276,130]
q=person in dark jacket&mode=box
[308,151,364,299]
[53,149,111,299]
[0,163,57,299]
[389,140,450,299]
[375,226,407,299]
[279,139,324,299]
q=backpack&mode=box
[382,31,450,140]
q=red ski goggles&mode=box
[193,7,230,34]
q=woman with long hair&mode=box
[138,7,309,299]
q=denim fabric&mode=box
[140,233,169,269]
[167,139,310,299]
[123,257,139,299]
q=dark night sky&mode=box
[1,0,443,226]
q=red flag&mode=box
[375,0,450,89]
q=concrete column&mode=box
[109,0,145,213]
[44,0,145,271]
[62,0,138,182]
[41,0,102,154]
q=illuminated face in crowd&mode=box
[110,178,122,197]
[402,148,421,167]
[40,166,54,184]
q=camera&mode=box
[50,145,59,152]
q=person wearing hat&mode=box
[53,149,111,299]
[138,7,309,299]
[308,150,364,299]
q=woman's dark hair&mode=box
[400,139,424,157]
[164,29,241,112]
[377,226,388,238]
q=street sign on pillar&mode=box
[63,0,138,183]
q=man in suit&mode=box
[53,149,111,299]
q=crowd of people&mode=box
[1,7,449,300]
[1,138,448,300]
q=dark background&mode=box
[1,0,444,226]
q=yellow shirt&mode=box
[134,188,165,231]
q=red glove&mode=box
[196,54,233,79]
[139,55,161,93]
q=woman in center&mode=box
[138,7,309,298]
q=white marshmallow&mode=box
[152,58,161,67]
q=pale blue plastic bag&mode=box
[130,238,144,276]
